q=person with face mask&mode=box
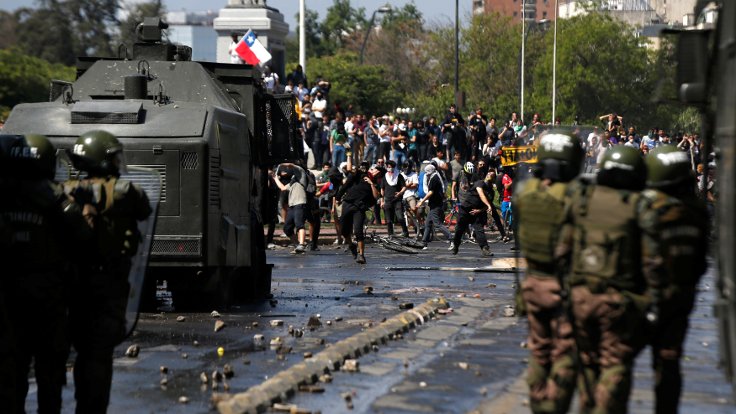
[381,160,409,237]
[417,164,452,248]
[336,161,383,264]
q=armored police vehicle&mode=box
[2,18,300,308]
[666,0,736,397]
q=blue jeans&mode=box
[391,149,407,167]
[501,201,513,227]
[332,144,346,167]
[364,143,378,164]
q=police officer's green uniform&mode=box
[556,146,654,413]
[515,133,583,414]
[65,130,151,414]
[0,134,91,413]
[640,146,709,414]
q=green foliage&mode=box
[321,0,366,55]
[307,52,400,115]
[0,48,75,116]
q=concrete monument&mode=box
[214,0,288,75]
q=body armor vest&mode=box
[640,189,709,287]
[570,184,645,293]
[0,179,68,270]
[517,178,568,276]
[65,177,142,261]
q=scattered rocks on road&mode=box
[399,302,414,310]
[270,319,284,327]
[502,305,516,317]
[253,334,265,349]
[125,344,140,358]
[307,316,322,328]
[178,396,189,404]
[159,366,168,374]
[199,372,208,384]
[343,359,359,372]
[176,315,186,322]
[210,310,221,318]
[457,362,469,370]
[214,320,226,332]
[223,364,234,379]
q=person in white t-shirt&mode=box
[401,161,420,236]
[228,33,244,64]
[262,66,280,93]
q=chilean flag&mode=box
[235,29,272,66]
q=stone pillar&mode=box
[214,0,289,77]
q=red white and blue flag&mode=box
[235,29,272,66]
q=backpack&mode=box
[305,170,317,198]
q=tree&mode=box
[64,0,119,57]
[307,52,400,115]
[320,0,366,55]
[0,48,75,119]
[14,3,76,65]
[0,11,19,50]
[528,13,654,126]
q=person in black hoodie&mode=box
[336,161,383,264]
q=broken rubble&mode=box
[176,315,186,322]
[125,345,140,358]
[214,320,226,332]
[343,359,359,372]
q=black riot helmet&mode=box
[645,145,694,191]
[535,132,584,182]
[69,130,125,177]
[0,134,57,180]
[596,145,646,191]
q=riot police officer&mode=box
[555,146,655,412]
[0,134,90,413]
[65,130,152,413]
[641,145,709,414]
[450,162,493,256]
[515,132,583,414]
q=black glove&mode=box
[71,185,94,206]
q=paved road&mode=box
[23,237,735,413]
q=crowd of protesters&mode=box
[264,66,716,263]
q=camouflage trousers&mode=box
[522,275,577,414]
[651,287,697,414]
[570,285,649,414]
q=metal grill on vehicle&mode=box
[127,164,166,203]
[209,151,221,207]
[150,236,202,257]
[70,101,142,124]
[181,152,198,170]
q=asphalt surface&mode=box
[23,232,736,413]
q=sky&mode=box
[0,0,472,30]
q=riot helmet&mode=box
[0,134,57,180]
[596,146,646,191]
[69,130,125,177]
[645,145,694,190]
[535,132,584,182]
[463,162,475,176]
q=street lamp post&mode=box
[299,0,306,73]
[455,0,460,108]
[360,4,392,65]
[552,0,559,123]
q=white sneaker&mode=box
[447,242,455,251]
[267,243,276,250]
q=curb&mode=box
[217,297,450,414]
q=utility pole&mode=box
[299,0,306,73]
[552,0,558,123]
[455,0,460,108]
[521,0,526,123]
